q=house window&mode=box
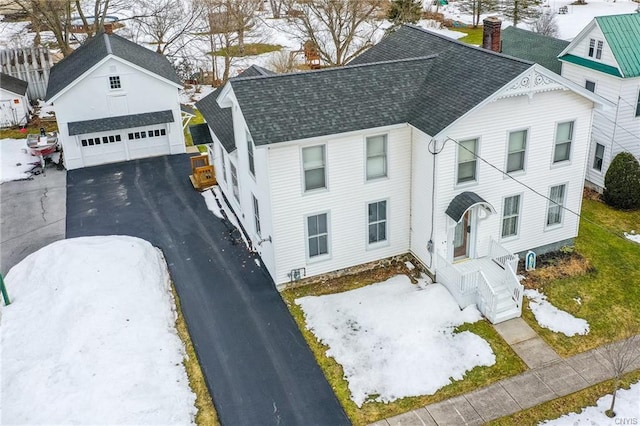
[368,200,387,244]
[457,138,478,184]
[247,133,255,176]
[219,147,227,182]
[553,121,574,163]
[636,90,640,117]
[593,143,605,171]
[109,76,121,89]
[252,195,261,236]
[307,213,328,258]
[588,39,603,59]
[230,162,239,201]
[585,80,596,93]
[507,130,527,173]
[501,195,521,238]
[366,135,387,180]
[302,145,326,191]
[546,184,566,227]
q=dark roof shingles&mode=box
[67,109,174,135]
[189,123,214,145]
[0,72,28,95]
[195,92,236,153]
[500,26,569,74]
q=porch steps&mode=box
[492,283,521,324]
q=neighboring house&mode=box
[558,13,640,191]
[45,27,185,170]
[0,72,29,127]
[500,26,569,74]
[197,26,605,324]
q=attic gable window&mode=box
[109,76,121,89]
[587,39,603,60]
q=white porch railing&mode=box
[435,253,477,309]
[505,263,524,309]
[475,271,497,324]
[489,238,519,272]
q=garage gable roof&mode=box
[68,110,174,136]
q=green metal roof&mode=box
[559,54,623,77]
[595,14,640,78]
[500,26,569,74]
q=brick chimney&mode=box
[104,23,113,35]
[482,17,502,53]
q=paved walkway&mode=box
[372,318,640,426]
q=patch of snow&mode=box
[0,138,40,183]
[624,231,640,244]
[542,380,640,425]
[404,261,415,270]
[254,259,261,267]
[202,186,254,251]
[525,289,590,337]
[201,189,223,218]
[35,99,56,119]
[296,275,495,406]
[0,236,196,424]
[180,85,216,106]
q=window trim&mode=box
[592,142,605,172]
[545,183,567,229]
[552,120,575,165]
[252,194,261,237]
[456,137,480,186]
[366,199,389,248]
[305,211,331,262]
[365,134,388,181]
[505,128,528,174]
[301,144,327,193]
[500,193,522,240]
[587,38,603,59]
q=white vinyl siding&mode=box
[457,138,478,184]
[593,143,605,171]
[302,145,326,191]
[307,213,329,258]
[368,200,387,245]
[366,135,387,180]
[230,162,239,201]
[252,194,261,236]
[507,130,527,173]
[553,121,574,163]
[501,195,521,238]
[546,184,566,227]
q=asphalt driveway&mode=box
[66,154,349,426]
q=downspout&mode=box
[427,138,441,269]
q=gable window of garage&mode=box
[109,76,121,90]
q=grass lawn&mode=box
[489,370,640,425]
[184,109,205,147]
[2,119,58,139]
[454,26,484,45]
[171,284,219,426]
[212,43,281,57]
[521,198,640,357]
[281,266,527,425]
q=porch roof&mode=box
[445,191,495,222]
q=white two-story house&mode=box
[197,26,606,323]
[558,13,640,191]
[45,26,185,170]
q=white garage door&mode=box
[80,132,127,167]
[126,126,170,160]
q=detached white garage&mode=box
[45,26,185,170]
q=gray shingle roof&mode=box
[0,72,28,95]
[67,109,174,135]
[445,191,491,222]
[195,92,235,153]
[235,65,276,78]
[46,32,181,101]
[500,26,569,74]
[199,25,533,147]
[189,123,214,145]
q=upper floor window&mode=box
[230,162,239,201]
[252,194,261,237]
[593,143,605,171]
[553,121,574,163]
[636,90,640,117]
[501,195,521,238]
[219,147,227,182]
[366,135,387,180]
[247,133,255,176]
[585,80,596,93]
[302,145,326,191]
[588,39,603,60]
[109,75,121,89]
[368,200,387,245]
[507,130,527,173]
[457,138,478,184]
[546,184,566,227]
[307,213,329,258]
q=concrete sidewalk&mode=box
[373,319,640,425]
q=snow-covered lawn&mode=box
[0,236,196,424]
[0,138,40,183]
[542,381,640,425]
[625,231,640,244]
[296,275,495,407]
[525,289,590,336]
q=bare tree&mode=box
[267,49,300,73]
[501,0,541,26]
[282,0,384,66]
[269,0,285,18]
[226,0,261,55]
[459,0,498,28]
[530,10,558,37]
[600,326,640,417]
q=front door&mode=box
[453,210,470,260]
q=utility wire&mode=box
[442,136,632,243]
